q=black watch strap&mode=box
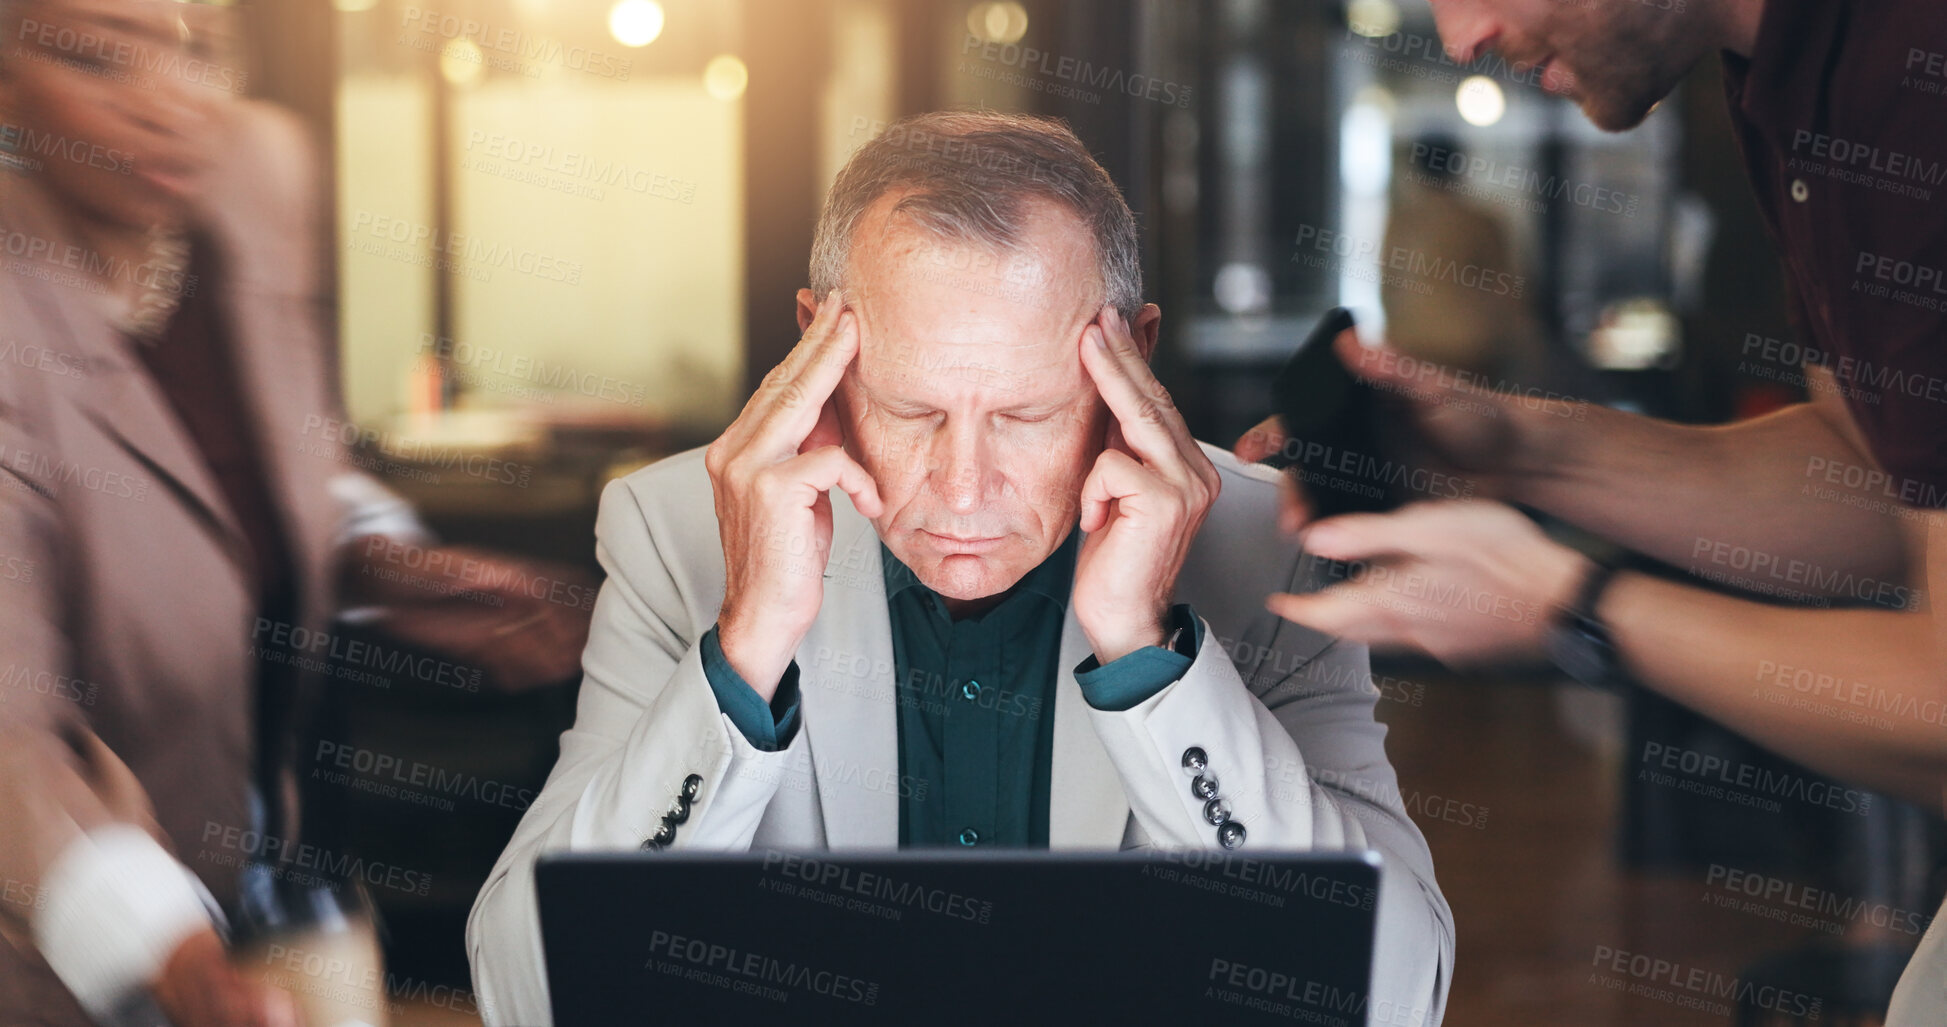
[1547,562,1624,690]
[1567,562,1619,622]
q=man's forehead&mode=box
[853,328,1089,408]
[852,192,1103,298]
[838,190,1110,405]
[854,285,1095,350]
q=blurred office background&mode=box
[231,0,1943,1023]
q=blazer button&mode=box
[1217,821,1247,849]
[645,821,676,848]
[666,798,690,825]
[1203,798,1231,826]
[1181,747,1208,775]
[1191,773,1220,800]
[681,774,703,802]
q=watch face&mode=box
[1548,617,1615,688]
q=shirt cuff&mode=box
[700,625,802,752]
[32,825,217,1022]
[1074,603,1204,712]
[328,471,438,550]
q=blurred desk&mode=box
[394,999,483,1027]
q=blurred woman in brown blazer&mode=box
[0,1,589,1023]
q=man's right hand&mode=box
[1233,326,1561,532]
[704,290,883,699]
[153,929,301,1027]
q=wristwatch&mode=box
[1161,604,1198,658]
[1544,562,1624,690]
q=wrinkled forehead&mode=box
[846,197,1104,407]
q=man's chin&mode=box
[1577,85,1667,133]
[920,554,1015,602]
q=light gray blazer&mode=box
[468,442,1455,1026]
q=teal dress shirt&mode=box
[699,528,1202,847]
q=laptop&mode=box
[537,849,1382,1026]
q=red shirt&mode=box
[1723,0,1947,504]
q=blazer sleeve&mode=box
[1082,552,1455,1027]
[466,475,806,1027]
[0,362,216,1018]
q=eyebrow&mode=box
[866,388,1071,416]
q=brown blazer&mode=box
[0,102,351,1025]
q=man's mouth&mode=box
[922,530,1007,554]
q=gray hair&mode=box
[809,110,1142,318]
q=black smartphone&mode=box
[1261,307,1407,517]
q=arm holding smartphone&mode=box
[1237,315,1945,808]
[1238,324,1914,589]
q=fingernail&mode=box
[1089,326,1106,349]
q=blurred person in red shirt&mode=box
[1238,1,1947,1020]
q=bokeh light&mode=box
[966,2,1029,45]
[609,0,666,48]
[1456,75,1507,126]
[703,54,749,101]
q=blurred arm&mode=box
[1517,376,1912,589]
[0,374,215,1020]
[1598,515,1947,810]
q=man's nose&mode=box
[929,427,989,515]
[1425,0,1498,64]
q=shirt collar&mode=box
[880,526,1080,614]
[1723,0,1835,141]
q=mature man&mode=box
[469,111,1453,1025]
[1236,0,1947,1020]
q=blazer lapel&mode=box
[1049,579,1132,849]
[797,495,900,850]
[1,177,248,554]
[32,283,249,559]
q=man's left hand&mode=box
[1073,306,1221,663]
[1267,501,1590,665]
